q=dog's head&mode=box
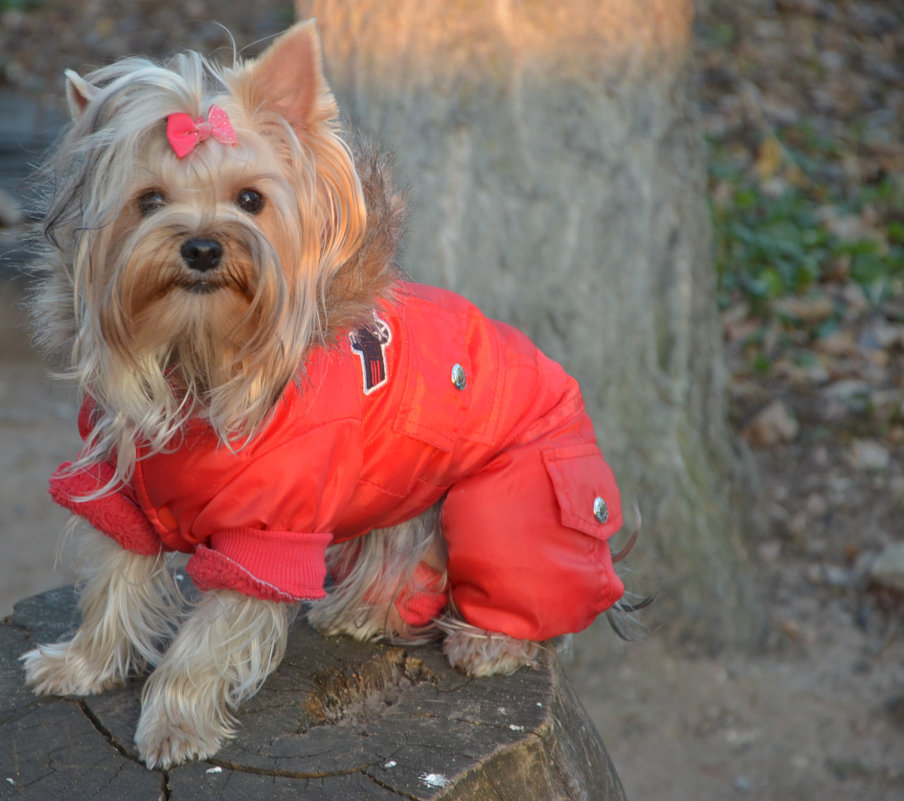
[33,22,396,475]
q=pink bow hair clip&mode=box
[166,105,237,158]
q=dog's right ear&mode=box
[65,70,98,120]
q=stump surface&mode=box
[1,586,625,799]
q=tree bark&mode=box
[297,0,764,648]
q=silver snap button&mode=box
[593,497,608,524]
[451,363,467,391]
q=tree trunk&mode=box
[297,0,764,649]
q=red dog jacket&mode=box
[50,282,624,641]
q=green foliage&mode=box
[713,182,822,305]
[0,0,42,11]
[710,136,904,314]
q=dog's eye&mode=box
[137,190,167,216]
[236,188,264,215]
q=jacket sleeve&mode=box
[177,419,365,603]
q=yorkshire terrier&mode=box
[21,21,641,769]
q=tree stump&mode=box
[1,586,625,799]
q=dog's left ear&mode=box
[64,70,99,120]
[245,20,337,130]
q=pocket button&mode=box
[593,496,609,524]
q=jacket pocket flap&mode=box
[542,443,622,539]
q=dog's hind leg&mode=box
[21,527,182,696]
[307,504,448,642]
[436,609,543,678]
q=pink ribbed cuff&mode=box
[186,529,332,603]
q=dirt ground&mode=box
[1,1,903,799]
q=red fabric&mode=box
[49,461,161,556]
[50,282,624,641]
[394,562,448,627]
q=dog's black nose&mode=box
[180,238,223,272]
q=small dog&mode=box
[21,21,641,768]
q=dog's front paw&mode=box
[442,629,540,678]
[21,641,128,697]
[135,710,224,769]
[135,672,233,768]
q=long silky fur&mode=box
[308,504,445,643]
[21,528,183,695]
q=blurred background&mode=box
[1,1,902,798]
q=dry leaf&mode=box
[755,135,784,182]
